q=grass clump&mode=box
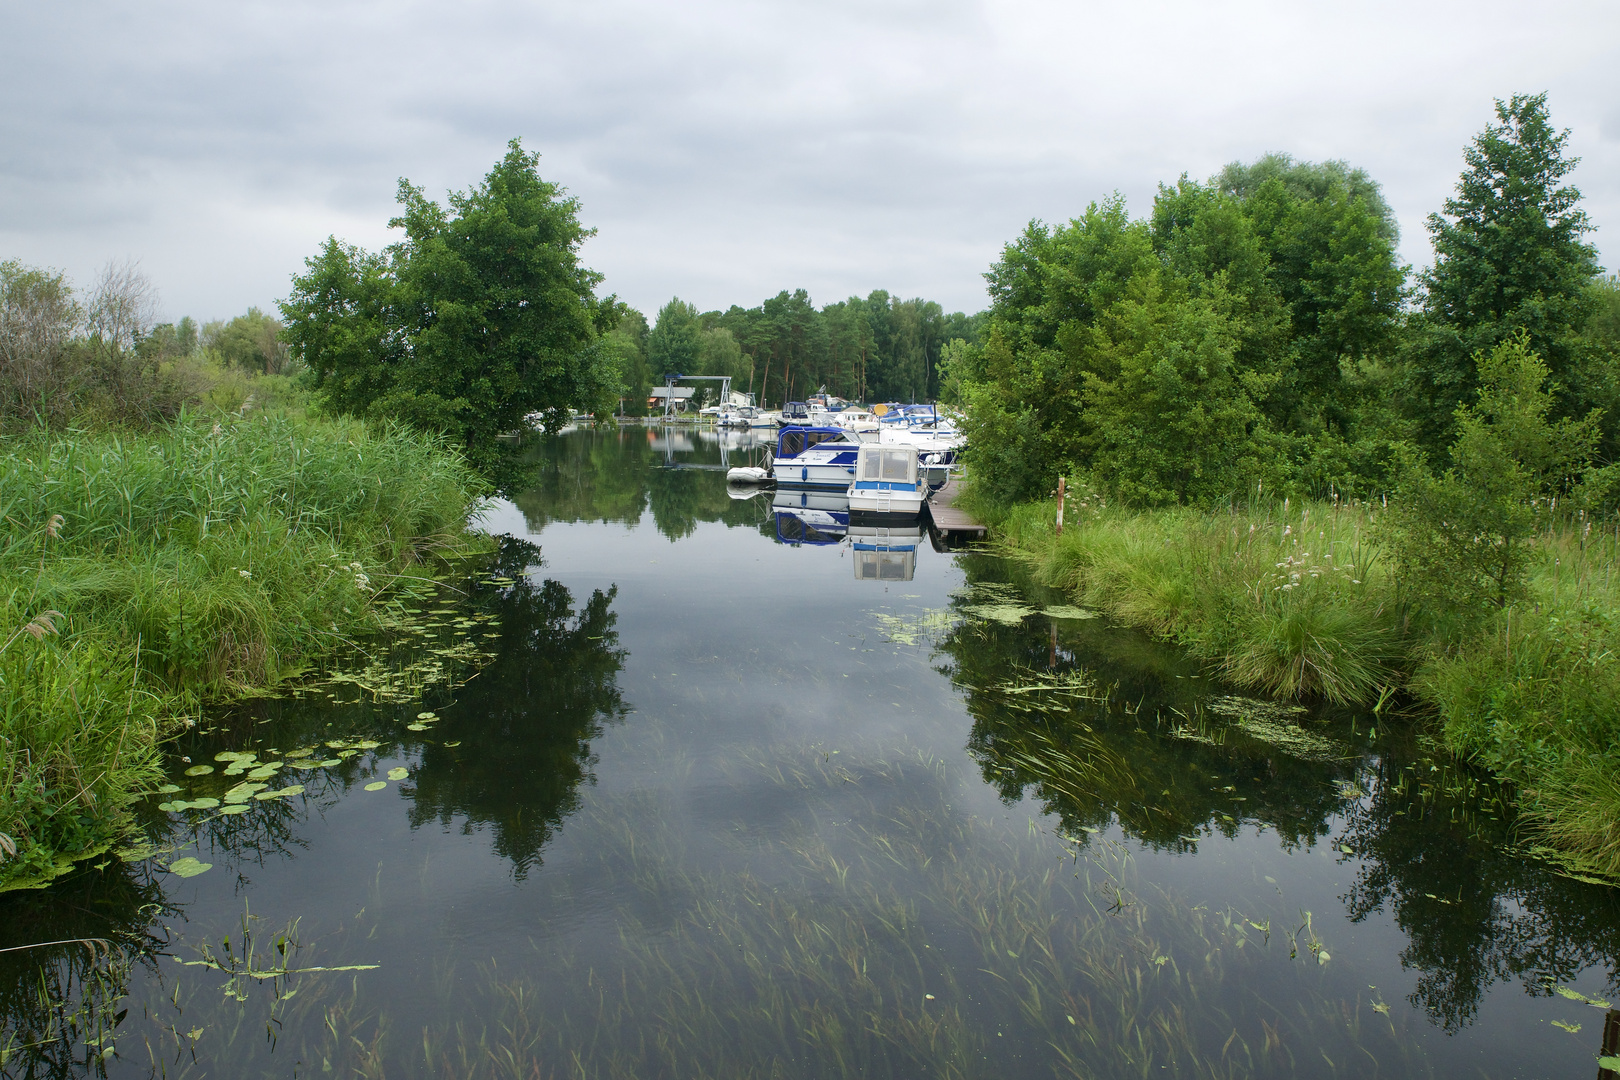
[981,489,1401,705]
[0,409,489,892]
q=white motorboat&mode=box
[847,443,927,514]
[772,426,861,489]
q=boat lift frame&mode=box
[661,373,733,422]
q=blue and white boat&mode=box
[772,426,861,489]
[847,442,927,514]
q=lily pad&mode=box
[406,723,429,731]
[354,740,381,750]
[246,763,284,779]
[417,712,437,720]
[255,785,305,800]
[184,764,215,776]
[316,758,343,768]
[189,798,220,809]
[387,767,408,781]
[168,857,212,878]
[444,741,461,748]
[364,781,387,792]
[214,750,254,762]
[217,804,250,816]
[156,783,182,794]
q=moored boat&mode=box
[772,426,861,488]
[847,442,927,514]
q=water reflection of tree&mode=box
[510,429,772,542]
[403,539,629,876]
[1340,750,1620,1031]
[936,599,1351,853]
[941,558,1620,1037]
[0,864,174,1079]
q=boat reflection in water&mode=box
[849,513,925,582]
[772,488,850,546]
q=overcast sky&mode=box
[2,0,1617,324]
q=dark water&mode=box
[5,426,1620,1079]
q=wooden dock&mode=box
[927,479,986,538]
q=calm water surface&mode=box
[4,427,1619,1079]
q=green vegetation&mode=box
[0,241,505,891]
[626,287,982,413]
[280,139,622,480]
[0,412,487,892]
[956,93,1620,881]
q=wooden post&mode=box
[1056,476,1066,537]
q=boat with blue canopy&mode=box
[772,426,861,489]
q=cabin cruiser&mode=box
[847,442,927,514]
[832,408,883,439]
[772,488,849,546]
[772,426,861,489]
[779,401,813,426]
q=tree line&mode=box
[605,290,982,413]
[952,92,1620,509]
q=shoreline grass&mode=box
[0,409,491,892]
[966,482,1620,881]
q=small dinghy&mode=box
[726,465,773,485]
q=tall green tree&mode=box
[1414,93,1600,447]
[282,140,615,478]
[648,298,701,376]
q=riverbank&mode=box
[966,486,1620,882]
[0,410,490,892]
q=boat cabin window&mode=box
[882,450,912,480]
[805,430,841,449]
[862,451,881,479]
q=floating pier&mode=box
[927,479,986,538]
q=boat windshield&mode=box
[778,428,848,457]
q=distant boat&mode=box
[772,426,861,489]
[779,401,813,426]
[847,442,927,515]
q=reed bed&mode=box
[0,411,489,891]
[984,494,1401,705]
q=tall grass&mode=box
[974,487,1620,881]
[980,490,1402,705]
[0,409,489,891]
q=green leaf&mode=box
[168,857,212,878]
[365,781,387,791]
[184,764,215,776]
[387,767,408,781]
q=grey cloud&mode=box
[2,0,1617,320]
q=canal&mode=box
[3,426,1618,1079]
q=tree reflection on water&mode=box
[934,555,1620,1032]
